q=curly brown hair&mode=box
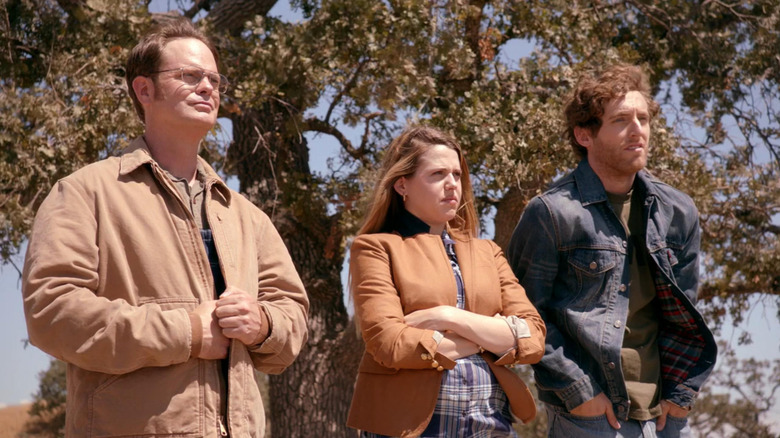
[564,63,660,159]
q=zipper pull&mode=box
[218,415,228,437]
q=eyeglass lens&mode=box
[181,68,228,92]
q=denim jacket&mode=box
[507,160,716,421]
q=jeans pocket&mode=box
[657,415,691,438]
[546,405,616,437]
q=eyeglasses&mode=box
[151,67,229,93]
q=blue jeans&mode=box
[545,404,690,438]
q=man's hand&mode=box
[191,300,230,359]
[656,399,689,431]
[569,393,621,430]
[215,287,266,346]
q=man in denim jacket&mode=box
[507,64,716,437]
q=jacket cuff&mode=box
[663,383,698,409]
[250,304,271,346]
[188,313,202,359]
[493,316,534,366]
[421,329,456,370]
[248,303,278,353]
[558,374,602,411]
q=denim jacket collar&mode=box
[572,159,660,207]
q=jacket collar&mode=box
[573,159,659,206]
[119,137,232,203]
[392,209,432,238]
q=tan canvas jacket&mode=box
[347,232,546,437]
[22,137,309,437]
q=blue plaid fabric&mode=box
[419,353,517,437]
[362,232,516,438]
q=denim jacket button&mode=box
[619,284,627,292]
[614,320,622,328]
[608,362,616,369]
[589,261,597,270]
[622,240,628,248]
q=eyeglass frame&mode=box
[149,66,230,93]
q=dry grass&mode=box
[0,404,31,438]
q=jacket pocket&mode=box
[89,359,203,437]
[566,249,618,311]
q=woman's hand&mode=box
[406,306,515,355]
[404,305,458,331]
[437,332,481,360]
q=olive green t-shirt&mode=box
[608,190,663,421]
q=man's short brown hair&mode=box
[563,63,660,159]
[125,18,219,122]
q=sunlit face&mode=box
[145,38,220,131]
[395,145,462,234]
[576,90,651,187]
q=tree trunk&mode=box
[493,186,529,251]
[227,106,362,437]
[493,174,552,252]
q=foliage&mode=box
[22,359,66,438]
[0,0,145,263]
[216,0,780,331]
[0,0,225,263]
[688,341,780,438]
[3,0,779,435]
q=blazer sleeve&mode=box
[350,235,456,370]
[489,240,546,366]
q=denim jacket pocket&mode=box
[566,249,618,311]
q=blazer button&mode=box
[431,360,439,368]
[589,261,598,270]
[421,353,430,360]
[436,366,444,371]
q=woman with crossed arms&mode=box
[347,126,546,437]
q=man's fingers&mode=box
[656,412,667,431]
[605,407,621,430]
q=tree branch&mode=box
[206,0,279,36]
[699,282,779,301]
[623,0,672,34]
[326,58,369,125]
[358,111,381,156]
[304,117,365,162]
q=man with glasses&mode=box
[22,18,309,437]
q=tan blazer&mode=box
[347,231,546,437]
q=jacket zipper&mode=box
[218,415,228,436]
[154,164,229,437]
